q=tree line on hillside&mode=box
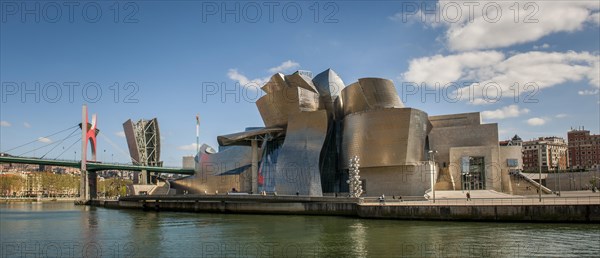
[0,173,131,198]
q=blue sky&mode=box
[1,1,599,166]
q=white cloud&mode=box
[23,122,31,128]
[227,69,269,89]
[481,105,530,120]
[403,51,600,104]
[228,61,302,90]
[587,61,600,87]
[555,114,568,118]
[445,1,597,51]
[177,143,199,151]
[578,89,599,95]
[533,43,550,50]
[460,51,600,103]
[527,117,546,126]
[115,131,126,138]
[268,60,300,73]
[393,1,599,51]
[0,121,11,127]
[37,137,52,143]
[588,12,600,26]
[403,51,504,85]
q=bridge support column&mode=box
[79,170,98,201]
[251,139,258,194]
[80,169,88,201]
[89,171,97,199]
[141,169,149,184]
[78,104,99,203]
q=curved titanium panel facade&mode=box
[260,73,286,94]
[340,78,404,117]
[312,69,345,119]
[256,94,288,128]
[170,145,253,194]
[340,108,431,169]
[285,73,319,94]
[275,110,327,196]
[256,74,321,128]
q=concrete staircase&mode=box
[434,167,455,190]
[149,181,171,195]
[510,172,552,195]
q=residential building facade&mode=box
[568,128,600,170]
[522,137,568,172]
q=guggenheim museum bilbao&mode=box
[170,69,522,197]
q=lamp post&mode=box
[594,164,600,188]
[579,167,583,190]
[428,150,438,203]
[557,154,561,196]
[553,164,557,195]
[464,173,472,195]
[538,145,542,202]
[569,176,574,190]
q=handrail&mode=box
[516,171,553,194]
[360,195,600,205]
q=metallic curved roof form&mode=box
[275,110,328,196]
[199,144,253,176]
[260,73,286,94]
[312,69,344,100]
[199,143,216,154]
[285,72,319,94]
[312,69,345,119]
[339,78,404,117]
[256,73,321,128]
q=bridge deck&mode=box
[0,156,194,174]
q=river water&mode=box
[1,202,598,257]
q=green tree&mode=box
[97,178,132,198]
[0,175,25,196]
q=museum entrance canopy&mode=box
[217,127,284,146]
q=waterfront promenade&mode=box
[362,190,600,206]
[91,190,600,223]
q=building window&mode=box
[461,156,485,190]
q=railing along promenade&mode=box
[360,195,600,206]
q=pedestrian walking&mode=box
[379,194,386,205]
